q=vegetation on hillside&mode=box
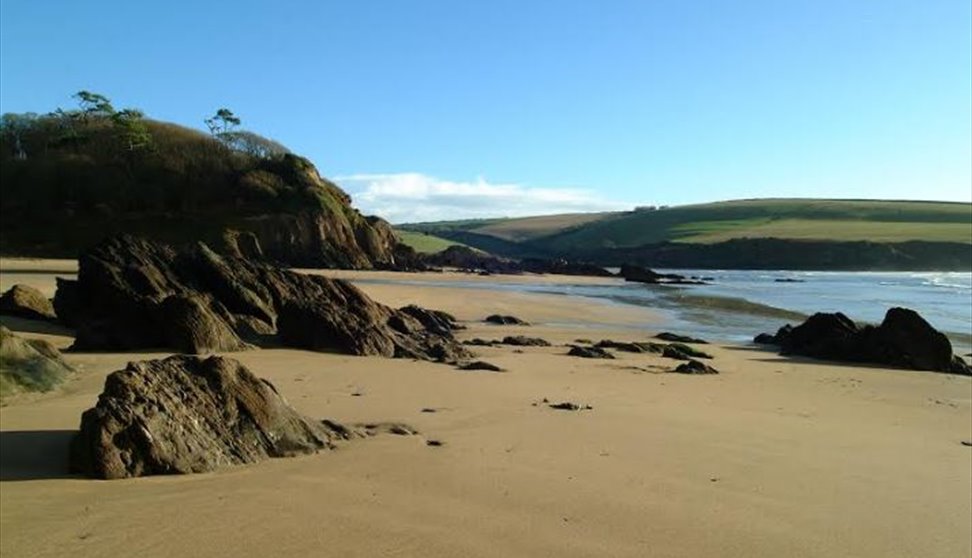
[0,92,370,257]
[394,230,470,253]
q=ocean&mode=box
[356,270,972,353]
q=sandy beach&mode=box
[1,262,970,558]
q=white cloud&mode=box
[335,172,631,223]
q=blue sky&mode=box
[1,0,970,222]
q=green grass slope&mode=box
[394,230,470,253]
[485,199,971,251]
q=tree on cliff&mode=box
[205,108,241,136]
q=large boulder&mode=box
[760,308,970,375]
[0,284,57,321]
[55,236,468,361]
[0,326,73,395]
[70,355,346,479]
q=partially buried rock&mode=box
[655,332,708,344]
[662,343,713,360]
[484,314,529,325]
[596,340,661,353]
[501,335,551,347]
[462,338,498,346]
[70,355,347,479]
[567,345,615,359]
[457,361,504,372]
[0,284,57,321]
[0,326,73,395]
[548,401,593,411]
[674,359,719,375]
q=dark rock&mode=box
[655,332,708,344]
[457,361,504,372]
[58,235,467,362]
[619,264,707,285]
[771,308,970,375]
[774,278,805,283]
[754,324,793,345]
[662,343,713,360]
[674,359,719,375]
[0,284,56,321]
[426,439,445,447]
[595,340,661,353]
[0,325,73,395]
[52,278,81,327]
[567,345,615,359]
[484,314,529,325]
[548,401,593,411]
[420,246,611,277]
[70,355,344,479]
[462,338,499,346]
[501,335,551,347]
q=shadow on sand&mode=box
[0,430,78,481]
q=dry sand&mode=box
[1,262,970,557]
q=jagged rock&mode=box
[160,295,250,354]
[655,332,708,344]
[567,345,615,359]
[0,284,56,321]
[57,236,468,362]
[674,359,719,375]
[457,361,504,372]
[420,246,610,277]
[70,355,347,479]
[501,335,551,347]
[484,314,529,325]
[764,308,970,375]
[0,326,73,395]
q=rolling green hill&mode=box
[394,230,470,253]
[404,199,972,251]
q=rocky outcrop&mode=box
[0,326,73,395]
[756,308,971,375]
[500,336,551,347]
[619,264,707,285]
[420,245,610,277]
[457,361,504,372]
[69,355,347,479]
[56,236,468,362]
[0,284,56,321]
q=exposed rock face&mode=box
[420,245,611,277]
[0,326,73,395]
[56,236,468,362]
[70,355,346,479]
[757,308,970,375]
[619,264,707,285]
[0,284,56,321]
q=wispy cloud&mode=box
[335,173,631,223]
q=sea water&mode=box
[354,270,972,353]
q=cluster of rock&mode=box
[54,236,468,362]
[619,264,710,285]
[755,307,970,375]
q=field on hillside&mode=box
[395,230,468,253]
[405,199,972,251]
